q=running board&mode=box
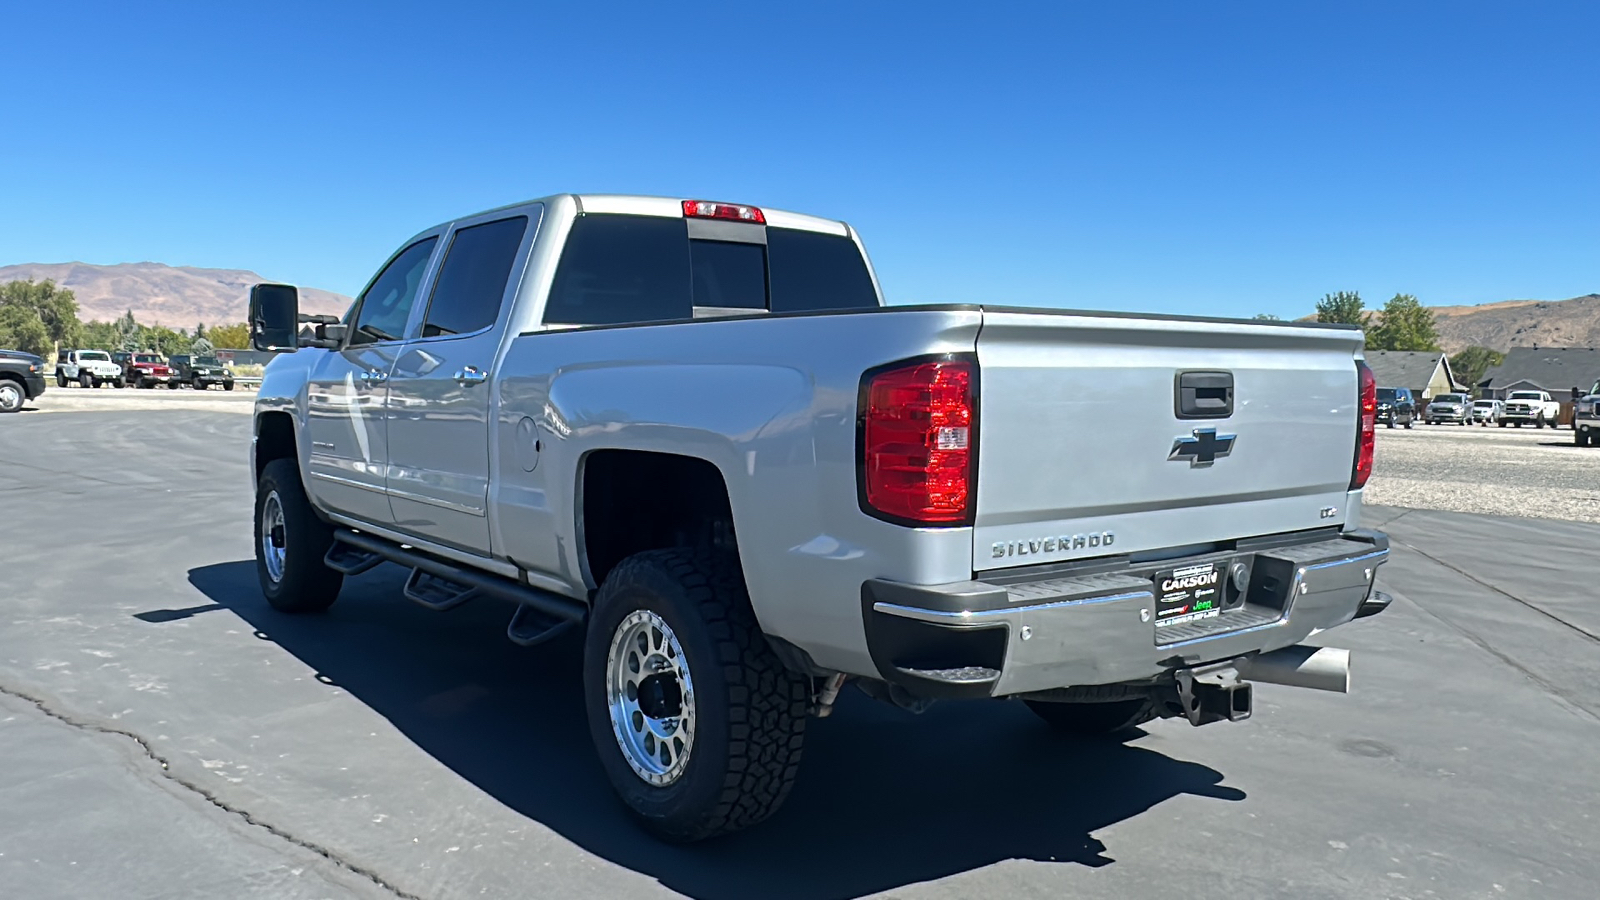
[403,568,479,612]
[325,543,384,576]
[331,530,587,626]
[507,604,578,647]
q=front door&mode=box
[303,235,440,525]
[384,212,535,552]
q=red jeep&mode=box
[120,352,173,389]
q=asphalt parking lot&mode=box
[2,407,1598,899]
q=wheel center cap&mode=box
[637,671,683,719]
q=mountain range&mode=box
[2,261,1595,353]
[0,262,352,328]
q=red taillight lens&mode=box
[860,359,976,525]
[681,199,766,224]
[1352,360,1376,489]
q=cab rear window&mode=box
[543,214,877,327]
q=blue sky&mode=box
[4,1,1596,319]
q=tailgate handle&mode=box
[1176,371,1234,419]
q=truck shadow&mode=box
[186,561,1245,900]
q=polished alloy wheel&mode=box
[606,609,696,786]
[260,490,287,583]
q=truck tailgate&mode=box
[973,309,1365,571]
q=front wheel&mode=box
[0,380,24,413]
[79,372,93,389]
[194,380,206,391]
[254,459,343,613]
[224,381,235,391]
[584,548,809,843]
[1024,698,1155,736]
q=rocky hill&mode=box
[0,262,352,328]
[1428,294,1600,353]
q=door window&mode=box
[420,217,528,338]
[350,237,439,345]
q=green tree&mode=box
[209,322,250,349]
[114,309,141,351]
[1315,291,1367,325]
[1252,313,1282,320]
[1450,345,1504,391]
[0,278,84,352]
[193,322,207,341]
[0,303,53,356]
[80,320,121,351]
[1367,293,1440,351]
[191,336,215,356]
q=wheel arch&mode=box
[577,448,742,592]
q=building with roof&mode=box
[1363,350,1462,401]
[1478,347,1600,402]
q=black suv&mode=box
[167,354,236,391]
[1376,387,1416,429]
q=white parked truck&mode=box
[246,193,1392,841]
[1499,389,1561,428]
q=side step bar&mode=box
[331,530,587,626]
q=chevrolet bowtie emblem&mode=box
[1170,428,1236,467]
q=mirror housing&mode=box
[249,283,300,351]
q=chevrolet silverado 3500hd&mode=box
[247,193,1391,842]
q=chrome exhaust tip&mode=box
[1239,644,1351,694]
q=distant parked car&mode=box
[1574,379,1600,447]
[55,349,123,388]
[1375,387,1415,429]
[1471,398,1503,426]
[167,354,236,391]
[112,352,175,388]
[0,348,48,413]
[1424,392,1471,425]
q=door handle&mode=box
[454,366,488,387]
[361,369,388,385]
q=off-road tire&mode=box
[1577,430,1591,448]
[254,458,343,614]
[167,379,179,389]
[583,548,808,843]
[224,381,235,391]
[195,379,207,391]
[56,373,67,388]
[1024,698,1156,736]
[79,372,93,389]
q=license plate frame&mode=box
[1153,560,1227,631]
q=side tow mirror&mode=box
[249,283,300,351]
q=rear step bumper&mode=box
[861,530,1388,700]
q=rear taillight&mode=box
[859,357,976,526]
[1352,360,1376,489]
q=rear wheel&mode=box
[56,373,67,388]
[584,548,808,843]
[254,459,343,613]
[1024,698,1155,736]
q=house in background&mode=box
[1479,347,1600,404]
[1363,350,1463,402]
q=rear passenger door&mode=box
[384,209,538,553]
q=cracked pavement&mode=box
[2,410,1598,899]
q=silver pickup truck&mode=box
[247,193,1391,842]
